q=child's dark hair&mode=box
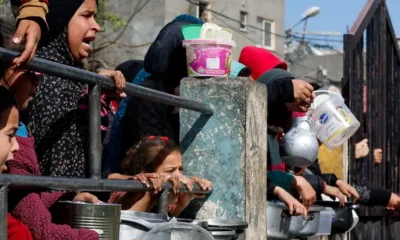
[0,86,19,128]
[238,67,252,78]
[121,136,180,175]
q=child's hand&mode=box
[73,192,101,204]
[274,186,308,219]
[12,19,41,67]
[355,139,369,159]
[98,69,126,97]
[292,79,314,104]
[336,179,360,203]
[175,176,211,209]
[108,173,163,194]
[293,176,317,210]
[324,185,346,207]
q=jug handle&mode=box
[313,90,342,98]
[295,117,316,137]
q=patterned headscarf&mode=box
[27,28,89,177]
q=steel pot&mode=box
[280,117,319,167]
[143,222,214,240]
[192,219,248,240]
[119,211,169,240]
[314,201,359,234]
[267,201,322,239]
[208,227,236,240]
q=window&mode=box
[240,11,248,32]
[262,19,275,50]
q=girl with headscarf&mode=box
[116,16,203,170]
[26,0,126,178]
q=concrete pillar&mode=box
[180,78,268,240]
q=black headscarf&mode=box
[41,0,84,45]
[144,20,194,94]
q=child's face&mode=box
[156,151,183,178]
[0,107,19,173]
[2,68,38,111]
[68,0,100,62]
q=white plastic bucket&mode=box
[307,90,360,149]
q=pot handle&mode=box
[281,211,314,221]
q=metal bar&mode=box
[157,190,169,215]
[349,0,380,42]
[0,174,211,194]
[379,2,387,191]
[88,85,102,179]
[342,34,353,184]
[0,48,214,115]
[0,185,8,240]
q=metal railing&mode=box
[343,0,400,239]
[0,47,213,239]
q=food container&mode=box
[267,201,322,239]
[183,39,236,77]
[56,201,121,240]
[307,90,360,149]
[119,211,169,240]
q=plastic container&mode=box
[183,39,236,77]
[307,90,360,149]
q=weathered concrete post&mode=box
[180,78,267,240]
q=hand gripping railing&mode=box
[0,47,213,239]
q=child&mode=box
[109,136,212,217]
[0,54,101,240]
[0,12,103,240]
[25,0,125,178]
[0,86,34,240]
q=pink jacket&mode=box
[8,135,99,240]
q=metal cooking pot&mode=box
[267,201,322,239]
[314,201,359,235]
[143,222,215,240]
[192,219,248,240]
[207,227,236,240]
[280,117,319,167]
[119,211,169,240]
[56,201,121,240]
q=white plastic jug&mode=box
[307,90,360,149]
